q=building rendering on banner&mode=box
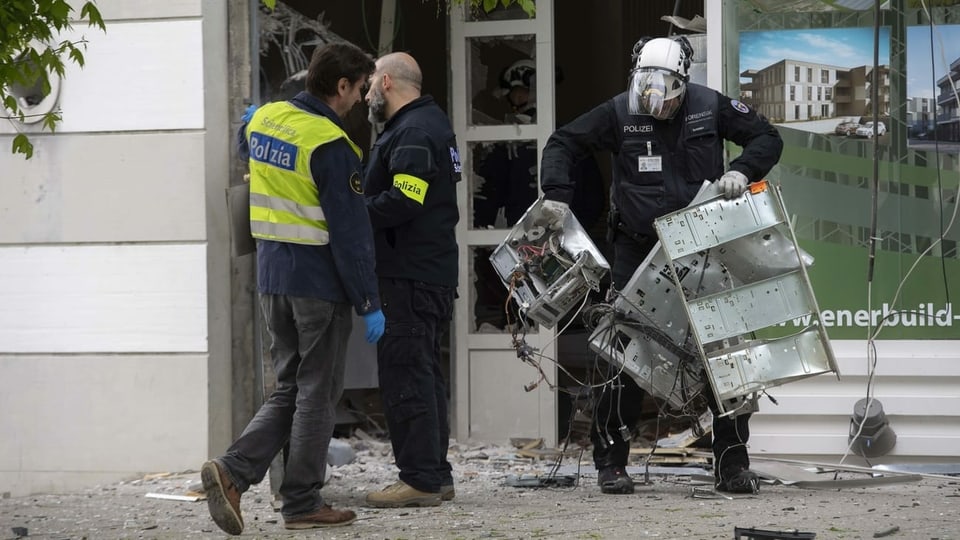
[907,96,935,137]
[936,56,960,142]
[740,60,891,122]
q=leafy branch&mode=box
[474,0,535,17]
[0,0,105,158]
[434,0,536,18]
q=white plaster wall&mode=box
[0,355,208,496]
[0,20,204,135]
[84,0,202,20]
[0,245,207,353]
[0,0,224,496]
[468,349,547,442]
[0,133,207,243]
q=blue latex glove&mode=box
[241,104,259,123]
[362,310,385,344]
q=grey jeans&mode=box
[219,294,352,518]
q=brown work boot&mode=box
[201,460,243,535]
[284,504,357,529]
[440,483,455,501]
[365,480,442,508]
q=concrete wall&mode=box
[0,0,233,496]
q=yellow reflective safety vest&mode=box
[246,101,362,245]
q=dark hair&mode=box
[305,42,375,98]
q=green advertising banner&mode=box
[789,239,959,339]
[736,5,960,340]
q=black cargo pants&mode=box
[591,233,751,476]
[377,277,455,493]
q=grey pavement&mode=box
[2,439,958,539]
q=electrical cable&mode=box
[841,0,960,467]
[866,6,959,344]
[838,0,895,470]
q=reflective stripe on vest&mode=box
[246,101,362,245]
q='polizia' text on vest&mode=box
[246,101,362,245]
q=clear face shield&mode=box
[627,69,686,120]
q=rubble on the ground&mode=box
[1,433,957,540]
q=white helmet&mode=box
[628,37,691,119]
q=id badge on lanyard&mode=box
[637,141,661,172]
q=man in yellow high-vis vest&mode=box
[201,42,382,535]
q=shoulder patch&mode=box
[349,171,363,194]
[731,100,750,114]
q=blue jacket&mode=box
[238,92,380,315]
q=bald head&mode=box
[377,52,422,92]
[366,52,424,123]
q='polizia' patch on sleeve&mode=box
[393,174,429,204]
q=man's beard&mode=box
[367,86,387,124]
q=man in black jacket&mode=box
[362,52,461,508]
[539,36,783,495]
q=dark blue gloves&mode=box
[241,104,258,123]
[362,309,385,343]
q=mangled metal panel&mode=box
[490,199,610,328]
[655,181,838,415]
[591,181,838,416]
[587,246,725,410]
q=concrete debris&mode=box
[327,437,356,467]
[690,486,732,500]
[630,446,710,465]
[873,463,960,476]
[145,493,203,502]
[872,525,900,537]
[1,435,957,539]
[509,437,543,449]
[749,460,923,490]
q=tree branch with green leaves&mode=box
[1,0,105,159]
[475,0,535,17]
[446,0,536,18]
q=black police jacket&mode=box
[364,96,462,288]
[541,83,783,238]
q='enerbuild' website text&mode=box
[779,303,956,328]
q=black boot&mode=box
[598,465,635,494]
[715,466,760,494]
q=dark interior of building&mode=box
[260,0,703,157]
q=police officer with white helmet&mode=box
[538,35,783,495]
